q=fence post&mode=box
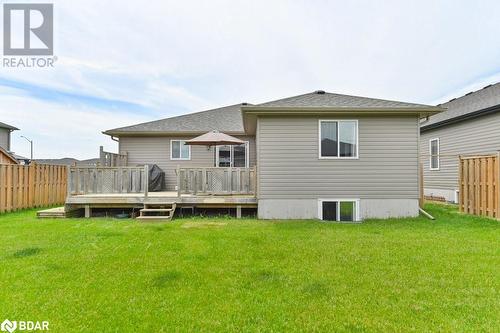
[497,152,500,218]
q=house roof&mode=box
[104,103,249,136]
[253,90,434,109]
[242,90,443,134]
[0,146,19,164]
[104,90,443,137]
[0,121,19,130]
[421,82,500,131]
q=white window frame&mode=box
[215,141,249,168]
[170,140,191,161]
[318,119,359,159]
[317,198,360,222]
[429,138,440,171]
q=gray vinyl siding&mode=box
[257,115,419,199]
[0,128,10,151]
[420,112,500,190]
[119,135,256,190]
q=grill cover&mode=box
[148,164,165,192]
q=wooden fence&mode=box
[0,163,67,213]
[459,154,500,218]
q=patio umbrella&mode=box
[184,130,245,167]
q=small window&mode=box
[319,199,359,222]
[429,138,439,170]
[171,140,191,160]
[319,120,358,158]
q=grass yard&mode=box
[0,204,499,332]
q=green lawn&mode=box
[0,204,498,332]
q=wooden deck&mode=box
[65,166,258,217]
[66,191,257,208]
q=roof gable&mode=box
[0,146,19,164]
[254,90,433,109]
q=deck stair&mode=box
[137,202,176,222]
[37,206,67,218]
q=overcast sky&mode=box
[1,0,500,159]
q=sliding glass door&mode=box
[216,142,249,167]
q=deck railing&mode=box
[177,167,256,196]
[99,146,128,167]
[68,165,148,196]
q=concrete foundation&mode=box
[258,198,419,220]
[424,188,458,203]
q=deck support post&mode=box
[236,205,242,219]
[84,205,91,218]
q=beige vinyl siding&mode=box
[257,115,419,199]
[420,112,500,190]
[119,135,256,190]
[0,128,10,151]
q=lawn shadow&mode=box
[253,269,284,283]
[152,270,182,288]
[95,231,124,239]
[302,281,330,298]
[13,247,41,258]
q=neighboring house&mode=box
[35,157,100,166]
[0,146,18,164]
[103,91,441,221]
[0,121,18,152]
[420,83,500,203]
[0,121,21,164]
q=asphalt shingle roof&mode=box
[254,91,433,108]
[105,91,439,136]
[0,121,19,130]
[104,104,248,135]
[422,82,500,128]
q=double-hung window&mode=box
[429,138,439,170]
[319,120,358,158]
[170,140,191,160]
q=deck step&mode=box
[138,202,176,221]
[37,207,67,218]
[144,203,176,208]
[140,208,173,212]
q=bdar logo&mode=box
[0,319,17,333]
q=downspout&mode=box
[419,207,435,220]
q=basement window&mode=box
[319,199,359,222]
[429,138,439,170]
